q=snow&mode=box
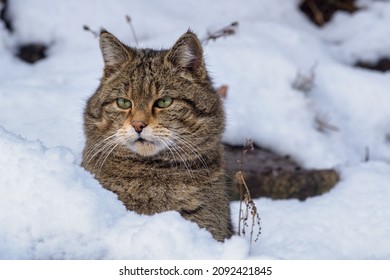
[0,0,390,259]
[0,126,249,259]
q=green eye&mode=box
[116,97,132,109]
[155,97,173,108]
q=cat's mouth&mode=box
[135,138,147,143]
[130,137,162,157]
[134,137,155,145]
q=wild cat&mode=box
[82,29,232,241]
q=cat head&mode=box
[83,30,225,162]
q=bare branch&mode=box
[125,14,139,46]
[236,139,261,250]
[83,25,99,38]
[201,21,239,45]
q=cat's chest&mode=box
[101,165,208,214]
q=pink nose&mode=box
[131,121,146,133]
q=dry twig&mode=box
[292,63,317,95]
[364,146,370,162]
[236,139,261,248]
[315,114,339,133]
[83,25,99,38]
[305,0,325,26]
[125,15,139,46]
[201,21,239,44]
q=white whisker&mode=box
[171,134,209,170]
[158,138,179,169]
[83,132,126,173]
[84,133,118,166]
[98,140,122,172]
[158,137,195,180]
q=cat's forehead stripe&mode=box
[127,52,163,103]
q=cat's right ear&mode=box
[99,30,132,76]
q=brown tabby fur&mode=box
[82,30,233,241]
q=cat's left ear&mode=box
[166,30,207,79]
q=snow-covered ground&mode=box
[1,0,389,259]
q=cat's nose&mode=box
[131,121,147,133]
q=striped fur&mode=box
[82,30,232,241]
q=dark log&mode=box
[224,144,339,201]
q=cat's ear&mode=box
[99,30,132,75]
[166,30,207,78]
